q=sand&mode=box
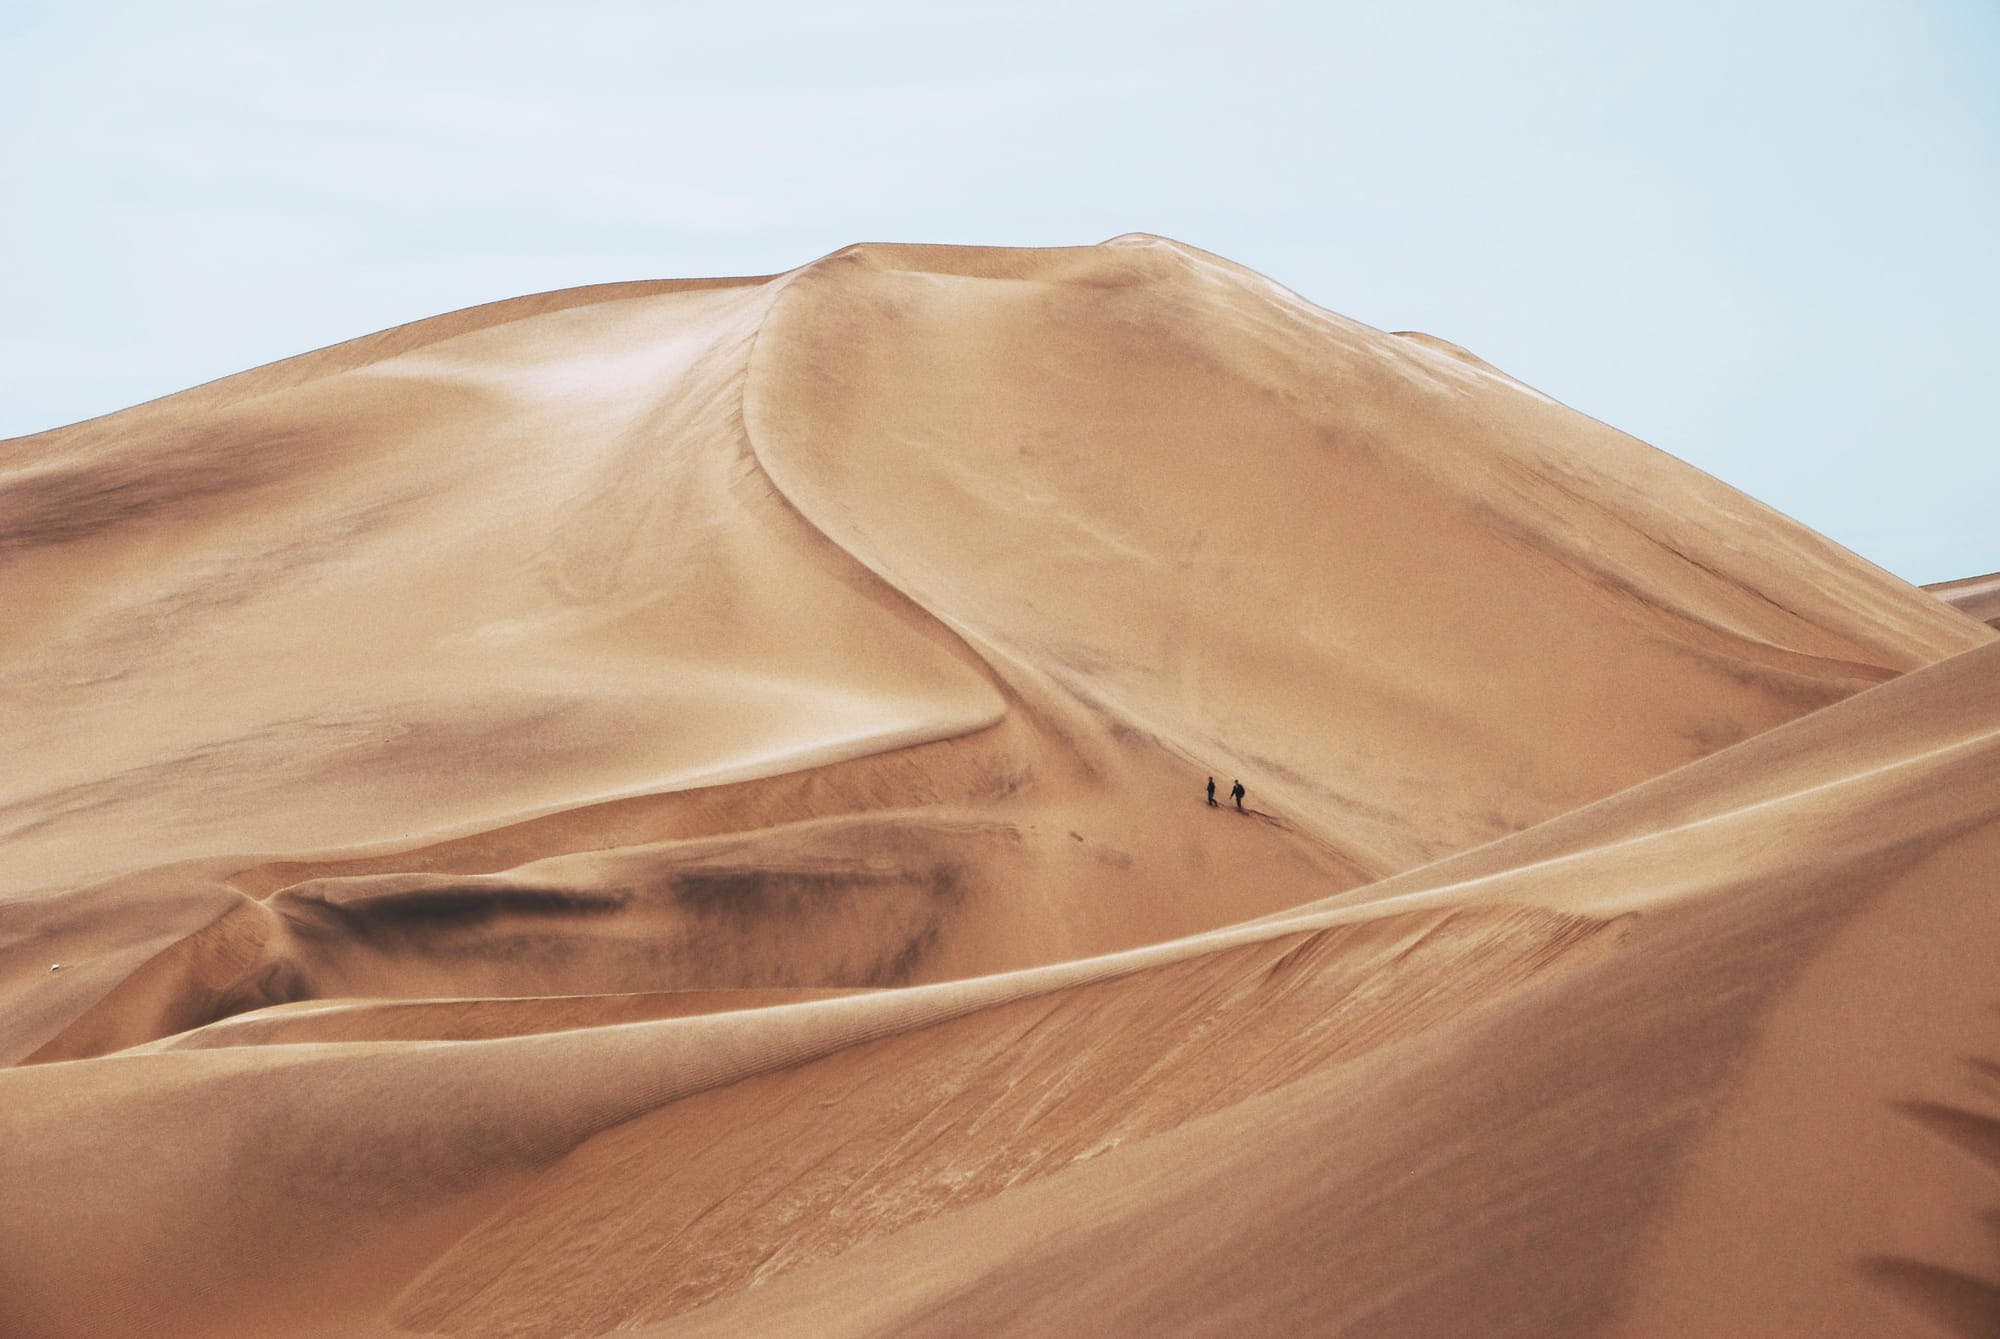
[1,236,1993,1338]
[1927,570,2000,630]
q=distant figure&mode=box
[1231,779,1246,811]
[1206,776,1218,807]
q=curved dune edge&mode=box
[1,641,1994,1337]
[9,273,773,440]
[388,904,1623,1336]
[0,275,1011,899]
[1926,569,2000,629]
[634,644,2000,1339]
[648,828,2000,1339]
[3,237,1997,1338]
[140,985,875,1050]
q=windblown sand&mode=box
[3,236,1995,1338]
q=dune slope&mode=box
[0,237,1992,1338]
[1927,570,2000,629]
[646,637,2000,1339]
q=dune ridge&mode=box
[1927,569,2000,629]
[1,236,1993,1338]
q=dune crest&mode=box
[1927,569,2000,629]
[1,238,1992,1338]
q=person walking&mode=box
[1206,776,1218,807]
[1230,779,1246,811]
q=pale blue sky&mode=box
[4,0,1996,582]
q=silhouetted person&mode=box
[1206,776,1217,806]
[1230,779,1246,811]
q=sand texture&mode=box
[1927,571,2000,630]
[2,236,1995,1338]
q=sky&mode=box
[3,0,1996,583]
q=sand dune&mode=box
[1,237,1992,1338]
[1927,570,2000,629]
[646,637,2000,1338]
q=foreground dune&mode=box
[1,237,1992,1338]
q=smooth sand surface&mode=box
[1927,570,2000,629]
[2,237,1993,1338]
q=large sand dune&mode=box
[2,237,1993,1337]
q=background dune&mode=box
[1,237,1992,1338]
[1927,570,2000,629]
